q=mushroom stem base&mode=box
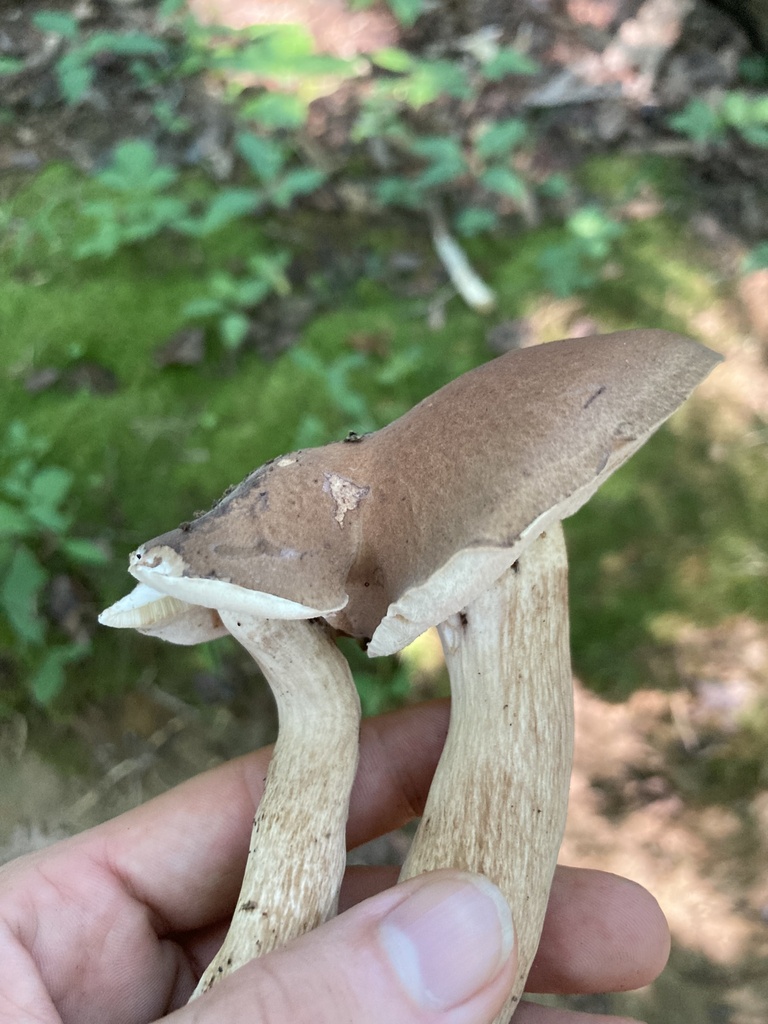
[399,525,573,1022]
[190,614,361,1000]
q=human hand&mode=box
[0,700,669,1024]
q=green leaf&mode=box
[30,644,88,705]
[28,505,70,533]
[454,206,499,237]
[5,422,48,460]
[293,412,326,449]
[209,271,241,301]
[33,11,79,38]
[219,312,250,350]
[74,219,122,260]
[409,135,467,190]
[567,206,624,258]
[538,239,595,297]
[481,166,527,201]
[412,162,462,192]
[97,140,178,193]
[135,196,189,235]
[482,47,540,79]
[475,118,527,159]
[739,55,768,86]
[290,350,373,427]
[371,47,415,73]
[159,0,187,15]
[247,250,291,291]
[85,31,167,59]
[221,26,352,80]
[386,0,424,27]
[538,173,570,198]
[744,242,768,272]
[60,538,109,566]
[409,135,465,163]
[29,466,73,511]
[57,53,93,103]
[721,90,752,128]
[151,99,191,135]
[395,60,472,108]
[0,57,25,75]
[0,544,47,645]
[269,167,327,207]
[236,132,286,182]
[81,194,183,250]
[30,655,66,705]
[183,297,226,319]
[0,501,30,539]
[668,99,723,144]
[351,93,403,141]
[290,348,324,375]
[185,188,262,236]
[233,278,270,307]
[375,348,424,385]
[240,91,309,129]
[740,124,768,147]
[375,176,417,207]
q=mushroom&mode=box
[100,329,720,1013]
[101,531,362,998]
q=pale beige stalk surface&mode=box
[400,526,573,1021]
[191,614,361,998]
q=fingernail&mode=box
[378,873,515,1012]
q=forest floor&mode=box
[1,1,767,1022]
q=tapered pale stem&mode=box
[191,613,361,1000]
[399,525,573,1022]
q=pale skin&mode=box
[0,700,670,1024]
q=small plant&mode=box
[290,333,431,447]
[538,206,625,297]
[25,5,561,312]
[181,251,292,351]
[669,91,768,148]
[23,3,626,318]
[235,131,328,210]
[0,423,107,709]
[291,349,378,445]
[33,10,169,104]
[75,139,190,258]
[75,132,328,260]
[349,44,541,307]
[355,81,533,307]
[178,20,354,99]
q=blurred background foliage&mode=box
[1,0,766,722]
[2,0,768,1019]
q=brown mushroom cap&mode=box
[124,330,721,653]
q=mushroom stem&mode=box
[191,613,361,1000]
[399,525,573,1021]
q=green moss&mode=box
[579,153,689,207]
[584,217,721,333]
[567,425,768,696]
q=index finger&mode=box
[100,700,449,933]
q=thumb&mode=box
[167,870,517,1024]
